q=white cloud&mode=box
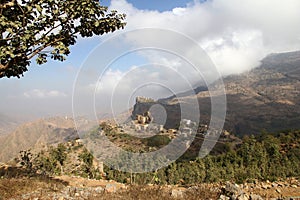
[24,89,67,99]
[5,0,299,118]
[172,7,187,16]
[72,0,298,116]
[87,58,203,115]
[109,0,300,76]
[95,69,124,92]
[201,29,265,75]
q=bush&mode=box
[104,130,300,185]
[143,135,171,147]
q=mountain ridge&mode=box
[0,117,79,162]
[132,51,300,136]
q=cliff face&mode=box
[132,97,181,129]
[132,51,300,136]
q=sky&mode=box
[1,0,300,120]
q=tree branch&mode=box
[27,37,65,60]
[0,63,10,77]
[0,35,16,41]
[34,23,62,45]
[0,63,9,70]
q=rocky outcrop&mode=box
[219,179,300,200]
[131,51,300,136]
[132,97,181,129]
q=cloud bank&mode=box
[109,0,300,73]
[78,0,300,115]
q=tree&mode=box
[0,0,126,78]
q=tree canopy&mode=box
[0,0,126,78]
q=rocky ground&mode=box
[219,179,300,200]
[1,174,299,200]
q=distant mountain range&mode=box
[1,51,300,162]
[0,113,27,135]
[133,51,300,136]
[0,117,79,162]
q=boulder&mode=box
[219,194,230,200]
[237,193,249,200]
[171,188,184,198]
[250,194,264,200]
[224,182,244,197]
[105,183,117,193]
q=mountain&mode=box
[132,51,300,136]
[0,117,79,162]
[0,113,27,136]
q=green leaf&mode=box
[0,0,126,78]
[36,5,42,12]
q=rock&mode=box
[219,194,230,200]
[261,184,269,189]
[224,182,244,197]
[94,187,104,193]
[272,183,278,187]
[291,184,298,188]
[232,194,239,200]
[188,186,199,190]
[237,193,249,200]
[171,189,184,198]
[277,183,284,187]
[58,197,64,200]
[250,194,264,200]
[105,183,117,193]
[276,188,281,193]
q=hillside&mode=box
[1,129,298,199]
[133,51,300,136]
[0,113,27,136]
[0,117,79,162]
[221,51,300,135]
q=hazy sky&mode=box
[1,0,300,119]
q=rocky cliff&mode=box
[132,51,300,136]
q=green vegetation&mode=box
[0,0,126,78]
[94,124,172,152]
[142,135,171,147]
[104,130,300,184]
[17,129,300,185]
[18,141,101,179]
[77,148,101,179]
[29,144,67,175]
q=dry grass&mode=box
[0,177,67,199]
[0,166,67,199]
[0,179,219,200]
[88,185,219,200]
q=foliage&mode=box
[18,142,97,178]
[51,143,67,166]
[17,130,300,185]
[104,130,300,185]
[78,148,95,178]
[19,150,34,173]
[99,122,116,134]
[0,0,126,78]
[142,135,171,147]
[34,145,67,175]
